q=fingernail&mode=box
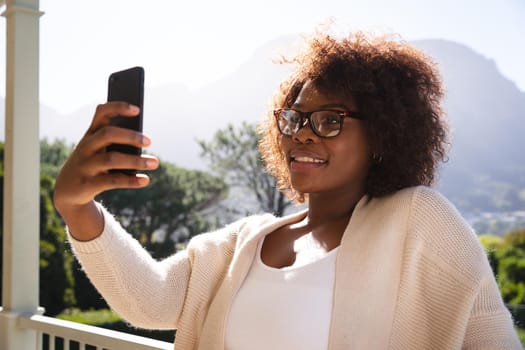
[145,158,157,168]
[142,135,151,146]
[128,104,140,113]
[137,176,149,186]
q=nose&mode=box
[292,120,319,144]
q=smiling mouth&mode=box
[292,156,327,164]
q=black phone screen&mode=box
[106,66,144,173]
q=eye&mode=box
[325,114,341,124]
[282,110,301,124]
[315,111,341,126]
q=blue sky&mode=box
[0,0,523,114]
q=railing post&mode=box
[0,0,44,348]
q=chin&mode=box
[290,178,315,192]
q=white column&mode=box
[0,0,44,348]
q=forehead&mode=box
[292,80,357,110]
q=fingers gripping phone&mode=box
[106,66,145,174]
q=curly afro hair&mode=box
[258,31,449,203]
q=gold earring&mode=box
[372,153,383,163]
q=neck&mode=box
[306,187,365,226]
[294,187,366,250]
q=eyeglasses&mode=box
[273,108,364,138]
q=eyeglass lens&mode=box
[278,110,342,138]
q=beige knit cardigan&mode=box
[69,186,521,349]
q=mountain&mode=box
[1,35,524,219]
[412,40,525,214]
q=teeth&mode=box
[294,156,325,163]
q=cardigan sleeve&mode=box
[68,204,192,330]
[409,187,521,349]
[462,275,523,349]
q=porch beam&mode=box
[0,0,44,348]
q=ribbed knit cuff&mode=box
[66,203,121,254]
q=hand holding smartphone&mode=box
[106,66,145,174]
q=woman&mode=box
[54,31,521,349]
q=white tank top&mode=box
[225,235,339,350]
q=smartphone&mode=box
[106,66,145,174]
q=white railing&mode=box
[18,314,173,350]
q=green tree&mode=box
[40,138,73,178]
[495,228,525,305]
[199,122,291,218]
[38,139,76,315]
[39,174,76,315]
[0,141,75,316]
[97,160,227,259]
[479,234,504,274]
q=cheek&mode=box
[336,146,370,173]
[352,124,372,160]
[279,135,292,156]
[355,139,372,173]
[334,133,372,175]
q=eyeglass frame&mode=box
[273,108,365,139]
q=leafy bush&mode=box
[480,229,525,330]
[57,308,121,325]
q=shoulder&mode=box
[399,186,491,283]
[405,186,474,242]
[367,185,450,210]
[372,185,469,231]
